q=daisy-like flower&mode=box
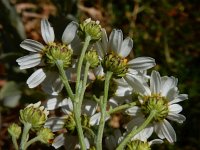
[125,70,188,143]
[105,129,163,150]
[16,19,78,88]
[95,29,156,79]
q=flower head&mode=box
[19,101,49,131]
[126,70,188,143]
[8,123,21,139]
[16,19,78,88]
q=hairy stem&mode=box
[96,71,113,150]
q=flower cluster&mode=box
[12,18,187,150]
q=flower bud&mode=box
[79,18,102,42]
[84,50,100,68]
[125,140,151,150]
[19,101,49,131]
[8,123,21,139]
[37,128,54,144]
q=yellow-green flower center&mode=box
[43,42,73,69]
[125,140,151,150]
[102,52,128,78]
[141,94,169,122]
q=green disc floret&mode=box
[125,140,151,150]
[141,94,169,122]
[44,42,73,69]
[84,50,100,68]
[102,52,128,78]
[8,123,22,139]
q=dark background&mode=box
[0,0,199,149]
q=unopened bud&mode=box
[8,123,21,139]
[37,128,54,144]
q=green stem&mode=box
[108,102,137,114]
[12,136,19,150]
[116,110,157,150]
[79,62,90,109]
[55,60,74,100]
[24,136,40,150]
[76,35,91,93]
[73,103,87,150]
[19,123,32,150]
[96,71,113,150]
[82,126,95,138]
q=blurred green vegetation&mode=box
[0,0,199,149]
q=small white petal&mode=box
[90,113,101,126]
[20,39,44,52]
[109,29,123,54]
[27,68,46,88]
[61,98,73,114]
[150,71,161,94]
[41,19,55,44]
[62,21,78,44]
[45,117,66,132]
[133,126,154,141]
[125,75,151,95]
[82,100,97,116]
[169,104,183,114]
[52,134,65,149]
[118,37,133,58]
[161,77,177,97]
[167,113,186,123]
[166,87,178,102]
[45,97,63,110]
[149,139,163,145]
[128,57,156,71]
[169,94,188,104]
[155,119,176,143]
[126,106,141,116]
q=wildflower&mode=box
[125,70,188,143]
[95,29,155,79]
[16,19,78,88]
[19,101,49,131]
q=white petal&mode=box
[41,72,63,96]
[161,77,177,97]
[150,71,161,94]
[61,98,73,115]
[109,29,123,54]
[167,113,186,123]
[17,54,42,69]
[27,68,46,88]
[126,106,141,116]
[20,39,44,52]
[118,37,133,58]
[82,100,97,116]
[133,126,154,141]
[155,120,176,143]
[125,75,151,95]
[90,113,101,126]
[149,139,163,145]
[169,104,183,114]
[45,97,63,110]
[44,117,66,132]
[62,21,78,44]
[169,94,188,104]
[41,19,55,44]
[52,134,65,149]
[166,87,178,102]
[128,57,156,71]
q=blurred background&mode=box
[0,0,199,149]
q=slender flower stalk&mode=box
[55,60,74,100]
[24,136,40,150]
[96,71,113,150]
[12,136,19,150]
[116,110,157,150]
[75,35,91,95]
[19,123,32,150]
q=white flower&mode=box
[16,19,78,88]
[125,70,188,143]
[95,29,156,79]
